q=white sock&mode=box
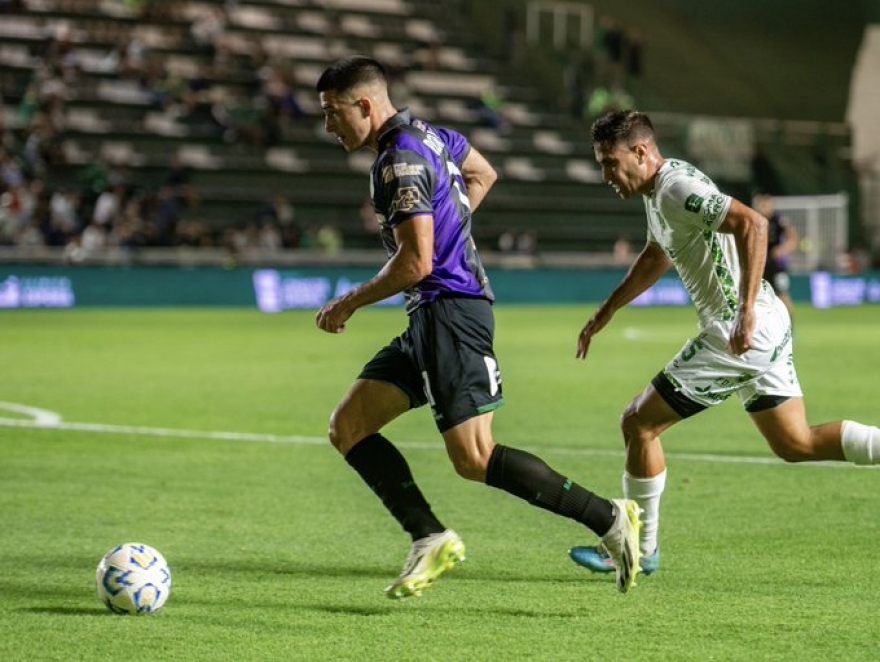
[841,420,880,465]
[623,469,666,555]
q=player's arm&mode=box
[460,146,497,211]
[576,241,671,359]
[717,198,768,354]
[315,216,433,333]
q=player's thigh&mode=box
[748,397,811,455]
[330,378,411,453]
[418,298,503,432]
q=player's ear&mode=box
[357,97,371,117]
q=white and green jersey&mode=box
[644,159,774,330]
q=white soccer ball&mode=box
[96,542,172,615]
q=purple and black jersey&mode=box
[371,109,493,313]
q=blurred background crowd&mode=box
[0,0,876,269]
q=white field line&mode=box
[622,327,687,343]
[0,402,870,471]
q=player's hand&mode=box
[315,297,353,334]
[729,307,756,355]
[576,309,611,359]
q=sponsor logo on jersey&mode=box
[382,163,426,183]
[703,193,726,223]
[391,186,420,214]
[684,193,704,213]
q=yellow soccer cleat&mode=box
[598,499,642,593]
[385,529,466,599]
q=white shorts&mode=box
[661,296,802,410]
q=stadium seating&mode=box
[0,0,857,255]
[0,0,655,255]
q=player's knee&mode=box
[449,451,489,482]
[326,416,345,453]
[620,402,650,446]
[771,446,810,463]
[327,407,359,455]
[766,434,812,463]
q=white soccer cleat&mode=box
[385,529,466,599]
[600,499,642,593]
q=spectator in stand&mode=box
[624,28,644,83]
[17,177,41,225]
[61,233,86,263]
[210,88,264,145]
[0,149,25,189]
[48,186,80,236]
[136,186,179,246]
[174,217,211,247]
[315,223,342,254]
[164,154,200,211]
[563,51,594,119]
[16,217,45,248]
[189,4,227,58]
[14,180,49,247]
[122,33,148,78]
[109,194,147,251]
[80,220,107,255]
[23,112,66,178]
[260,62,306,123]
[140,53,184,110]
[0,101,16,154]
[473,86,509,134]
[0,188,21,244]
[258,219,282,252]
[92,183,126,227]
[413,35,443,72]
[594,16,623,85]
[255,193,299,247]
[586,83,633,122]
[613,235,634,266]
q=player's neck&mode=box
[640,155,665,196]
[366,103,400,152]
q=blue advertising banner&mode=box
[1,265,878,309]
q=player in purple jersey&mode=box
[314,56,641,598]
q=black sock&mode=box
[345,433,445,541]
[485,444,615,536]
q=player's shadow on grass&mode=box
[310,604,395,617]
[181,558,392,580]
[183,559,583,584]
[311,603,581,618]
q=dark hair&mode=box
[590,109,654,146]
[316,56,387,93]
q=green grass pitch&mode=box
[1,304,878,661]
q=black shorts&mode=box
[359,297,504,432]
[763,269,790,296]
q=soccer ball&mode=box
[96,542,172,615]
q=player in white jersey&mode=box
[569,109,880,578]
